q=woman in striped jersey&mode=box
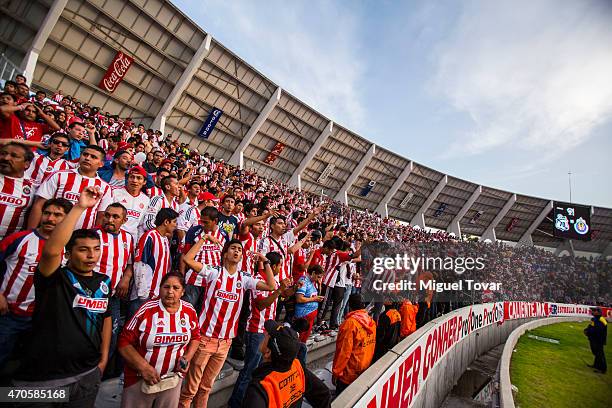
[119,272,200,407]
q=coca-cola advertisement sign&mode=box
[98,51,133,93]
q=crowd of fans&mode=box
[0,74,609,407]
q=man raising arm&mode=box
[14,187,112,408]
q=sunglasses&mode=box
[51,140,70,147]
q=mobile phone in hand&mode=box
[179,357,188,370]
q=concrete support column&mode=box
[517,200,553,246]
[447,185,482,237]
[334,144,376,205]
[374,161,413,218]
[410,175,448,228]
[152,34,212,135]
[480,194,517,242]
[288,121,333,190]
[554,239,575,257]
[229,87,281,169]
[20,0,69,84]
[601,242,612,258]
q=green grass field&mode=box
[510,321,611,408]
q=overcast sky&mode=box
[174,0,612,207]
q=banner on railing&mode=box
[353,301,594,408]
[98,51,133,93]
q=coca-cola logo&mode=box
[99,51,133,93]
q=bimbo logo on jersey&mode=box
[153,332,189,346]
[216,290,239,302]
[98,51,134,93]
[63,192,81,202]
[0,193,26,207]
[73,295,108,313]
[127,209,141,218]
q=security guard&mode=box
[374,302,402,361]
[584,307,607,373]
[244,320,331,408]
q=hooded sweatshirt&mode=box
[333,309,376,384]
[400,301,419,338]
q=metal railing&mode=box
[0,53,21,84]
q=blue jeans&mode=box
[183,284,203,313]
[340,284,353,320]
[297,342,307,368]
[228,331,265,408]
[108,296,121,357]
[0,313,31,368]
[127,298,147,321]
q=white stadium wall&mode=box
[332,302,599,408]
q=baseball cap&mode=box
[116,141,131,151]
[128,165,148,178]
[161,159,173,166]
[264,320,300,369]
[199,191,219,202]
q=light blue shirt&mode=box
[295,275,318,318]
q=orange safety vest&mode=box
[259,359,306,408]
[400,301,419,338]
[386,308,401,325]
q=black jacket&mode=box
[585,316,608,345]
[375,308,402,361]
[243,360,331,408]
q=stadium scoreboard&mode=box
[552,201,591,241]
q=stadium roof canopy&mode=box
[2,0,611,254]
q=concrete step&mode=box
[441,344,504,407]
[94,336,337,408]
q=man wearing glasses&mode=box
[26,133,77,187]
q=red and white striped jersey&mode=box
[112,187,150,238]
[240,231,262,275]
[246,272,279,334]
[0,230,45,316]
[321,251,352,288]
[98,139,109,151]
[287,218,298,230]
[119,299,200,387]
[146,186,163,198]
[142,194,179,231]
[25,153,77,187]
[52,93,64,103]
[133,229,171,299]
[94,228,134,292]
[0,175,35,241]
[234,212,246,227]
[197,265,260,339]
[36,169,113,229]
[258,230,295,282]
[183,226,226,287]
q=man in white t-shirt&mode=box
[28,145,113,230]
[112,166,150,240]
